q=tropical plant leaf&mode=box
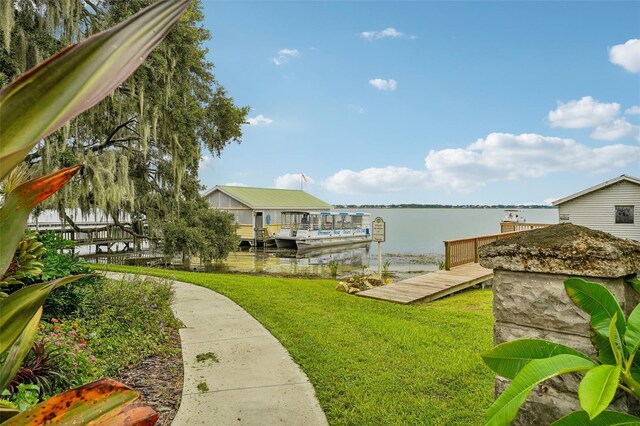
[626,304,640,357]
[0,379,157,425]
[0,275,90,354]
[578,365,621,420]
[593,331,617,365]
[0,406,20,423]
[625,276,640,295]
[0,165,83,276]
[630,354,640,385]
[564,278,626,341]
[485,354,596,426]
[481,339,592,379]
[0,0,192,181]
[0,307,42,391]
[609,312,624,365]
[89,401,159,426]
[550,410,640,425]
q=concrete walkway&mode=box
[105,273,328,426]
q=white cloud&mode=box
[224,182,248,187]
[424,133,640,190]
[591,118,640,142]
[548,96,620,128]
[609,39,640,73]
[247,114,273,126]
[369,78,397,91]
[626,106,640,115]
[542,197,559,206]
[272,48,300,65]
[359,27,414,40]
[322,133,640,194]
[199,155,212,169]
[279,48,299,56]
[323,167,428,195]
[348,104,365,114]
[274,173,315,189]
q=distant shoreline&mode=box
[334,204,555,209]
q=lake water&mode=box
[214,208,559,276]
[357,208,558,254]
[91,208,558,276]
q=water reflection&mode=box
[87,243,383,276]
[87,243,440,281]
[207,242,373,275]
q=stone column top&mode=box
[479,223,640,277]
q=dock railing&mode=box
[499,221,550,233]
[444,232,520,270]
[444,222,552,270]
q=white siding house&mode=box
[552,175,640,241]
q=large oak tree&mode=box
[1,0,247,260]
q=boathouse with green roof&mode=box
[203,185,333,245]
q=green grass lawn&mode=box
[93,264,495,425]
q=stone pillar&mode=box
[479,223,640,425]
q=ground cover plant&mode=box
[94,264,495,425]
[2,235,181,407]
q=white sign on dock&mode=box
[372,217,386,242]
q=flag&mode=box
[301,173,308,182]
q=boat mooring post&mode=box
[372,217,386,281]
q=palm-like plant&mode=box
[0,0,190,423]
[481,277,640,425]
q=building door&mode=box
[255,212,264,241]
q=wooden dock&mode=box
[356,263,493,304]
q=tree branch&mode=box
[61,211,109,233]
[87,118,137,154]
[111,214,161,243]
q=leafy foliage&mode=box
[481,339,592,380]
[28,232,101,319]
[550,409,640,425]
[77,275,181,377]
[1,384,39,411]
[2,0,248,248]
[162,204,238,262]
[1,378,158,425]
[481,277,640,425]
[5,338,68,396]
[327,261,339,279]
[0,0,191,423]
[0,231,45,290]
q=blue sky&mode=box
[198,1,640,205]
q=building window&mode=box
[615,205,634,224]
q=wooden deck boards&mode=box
[356,263,493,304]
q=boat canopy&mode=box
[280,211,371,231]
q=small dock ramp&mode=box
[356,263,493,304]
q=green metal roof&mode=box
[213,186,332,209]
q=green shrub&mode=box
[1,384,40,411]
[382,260,391,277]
[327,261,339,279]
[24,232,102,319]
[77,275,181,376]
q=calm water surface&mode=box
[358,208,559,254]
[216,208,559,275]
